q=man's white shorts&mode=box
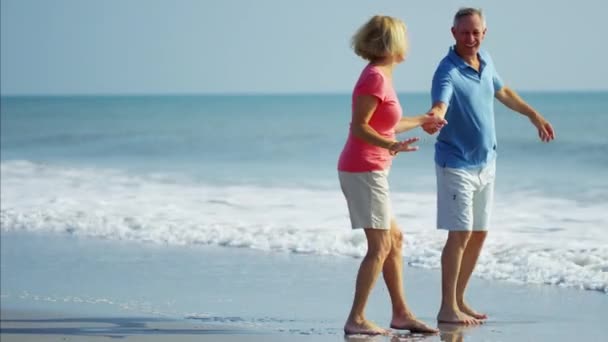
[435,159,496,231]
[338,170,392,230]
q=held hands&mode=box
[421,112,447,135]
[530,113,556,142]
[388,113,445,155]
[388,137,420,155]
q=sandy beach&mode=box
[2,232,607,342]
[1,309,275,342]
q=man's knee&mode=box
[447,231,473,247]
[469,231,487,244]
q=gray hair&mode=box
[453,7,486,28]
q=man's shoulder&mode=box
[479,49,495,64]
[435,56,458,76]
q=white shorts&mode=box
[436,160,496,231]
[338,170,392,230]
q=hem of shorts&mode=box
[437,226,488,231]
[352,226,391,230]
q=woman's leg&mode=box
[344,228,392,335]
[383,220,438,333]
[382,221,407,315]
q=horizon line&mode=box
[1,89,607,98]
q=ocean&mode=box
[1,92,607,300]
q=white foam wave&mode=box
[1,160,607,293]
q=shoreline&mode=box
[2,232,607,341]
[1,308,272,341]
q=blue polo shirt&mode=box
[431,46,504,169]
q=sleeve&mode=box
[493,70,504,92]
[484,51,504,92]
[354,71,385,101]
[431,64,453,105]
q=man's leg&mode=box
[437,231,481,325]
[435,165,482,324]
[344,229,392,335]
[456,231,487,319]
[456,160,495,319]
[382,220,437,333]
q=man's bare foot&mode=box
[390,315,438,334]
[458,302,488,320]
[344,319,391,336]
[437,307,482,325]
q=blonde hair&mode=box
[351,15,408,62]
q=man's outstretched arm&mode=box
[422,102,448,134]
[495,87,556,142]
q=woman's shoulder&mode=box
[353,64,389,99]
[360,64,385,78]
[357,64,386,86]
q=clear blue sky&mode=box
[1,0,606,95]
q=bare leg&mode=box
[456,231,487,319]
[437,231,481,325]
[382,220,438,333]
[344,229,392,335]
[382,222,407,315]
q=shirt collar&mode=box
[448,45,487,71]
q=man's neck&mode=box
[454,47,480,69]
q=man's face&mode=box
[451,14,486,56]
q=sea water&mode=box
[1,92,607,295]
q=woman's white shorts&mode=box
[338,170,392,230]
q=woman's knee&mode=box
[365,230,392,259]
[391,229,403,250]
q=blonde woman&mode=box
[338,15,444,335]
